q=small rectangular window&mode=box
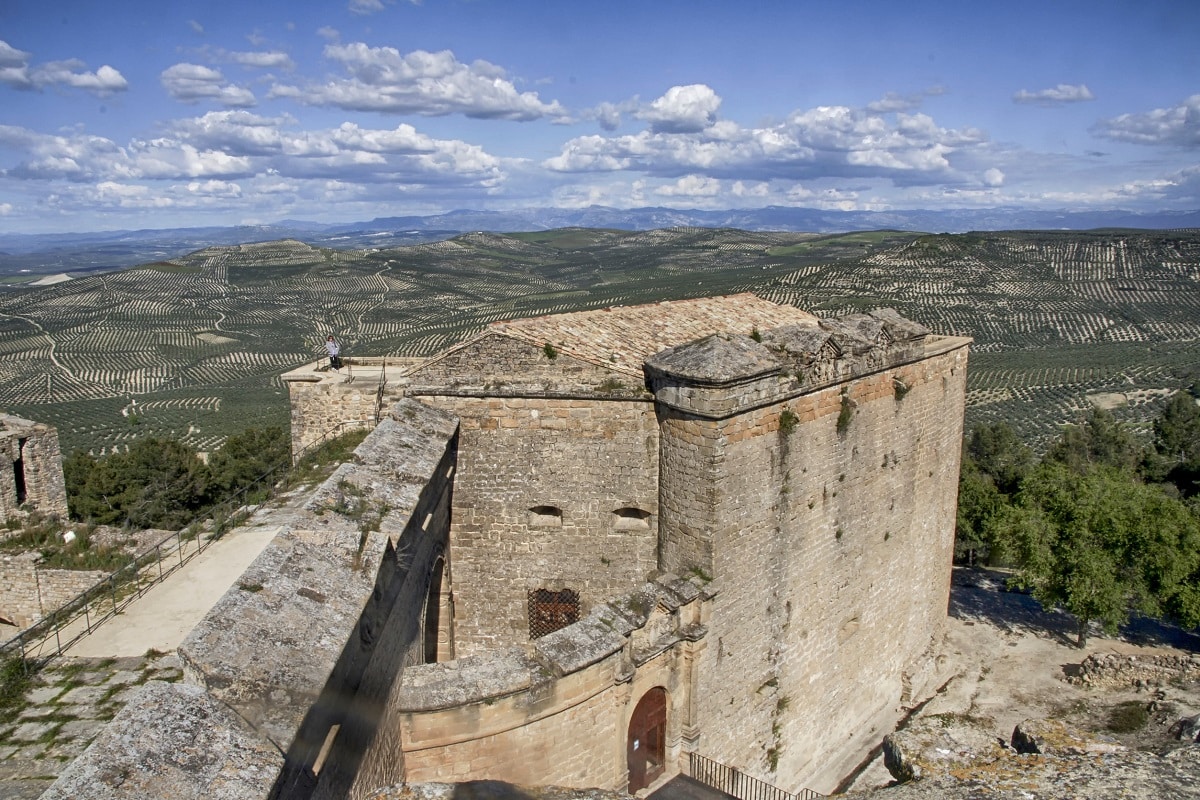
[529,505,563,528]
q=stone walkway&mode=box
[0,653,183,799]
[0,483,317,799]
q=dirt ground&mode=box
[845,566,1200,792]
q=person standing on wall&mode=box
[325,334,342,371]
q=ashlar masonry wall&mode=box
[408,337,661,656]
[283,360,409,454]
[651,334,969,795]
[391,575,710,792]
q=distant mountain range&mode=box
[2,205,1198,276]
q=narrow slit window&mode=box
[613,507,651,530]
[529,505,563,528]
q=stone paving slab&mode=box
[0,653,183,800]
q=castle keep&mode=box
[47,293,970,800]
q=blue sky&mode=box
[1,0,1197,234]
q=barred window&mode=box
[527,588,580,639]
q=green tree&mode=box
[207,426,291,503]
[965,422,1033,495]
[69,438,210,530]
[1001,462,1200,646]
[954,457,1009,565]
[1043,407,1144,475]
[1147,389,1200,497]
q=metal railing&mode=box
[2,421,370,669]
[688,753,822,800]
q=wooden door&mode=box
[627,687,667,793]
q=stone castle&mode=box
[44,293,970,799]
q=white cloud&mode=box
[0,202,12,215]
[1012,84,1095,106]
[655,175,721,197]
[590,101,627,131]
[272,43,568,121]
[0,110,507,197]
[547,94,986,187]
[0,39,31,68]
[983,168,1005,187]
[317,26,340,41]
[167,110,290,155]
[0,40,127,95]
[350,0,383,13]
[226,50,295,70]
[35,61,129,94]
[188,19,204,34]
[161,63,256,107]
[1092,95,1200,148]
[1110,165,1200,203]
[637,84,721,133]
[866,88,943,114]
[731,180,770,198]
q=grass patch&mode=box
[291,427,369,484]
[0,656,37,715]
[1107,701,1149,733]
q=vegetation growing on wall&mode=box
[836,394,854,435]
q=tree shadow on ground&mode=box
[948,566,1200,653]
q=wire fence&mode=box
[1,419,373,671]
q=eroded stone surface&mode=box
[875,714,1200,800]
[41,681,284,800]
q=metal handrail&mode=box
[688,752,823,800]
[1,421,369,669]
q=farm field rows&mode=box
[0,228,1197,455]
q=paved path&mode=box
[648,775,735,800]
[62,487,310,658]
[0,487,313,798]
[67,523,279,658]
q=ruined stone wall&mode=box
[416,394,660,656]
[659,343,968,794]
[0,556,105,629]
[0,417,68,522]
[392,576,708,792]
[284,372,401,454]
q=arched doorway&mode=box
[627,687,667,793]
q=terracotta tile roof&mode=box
[490,293,818,376]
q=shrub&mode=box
[837,394,854,434]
